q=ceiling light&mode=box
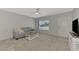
[35,8,40,14]
[35,12,40,14]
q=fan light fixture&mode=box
[35,8,40,14]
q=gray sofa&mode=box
[13,27,37,40]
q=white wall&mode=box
[53,12,72,37]
[73,8,79,20]
[0,10,35,40]
[36,11,73,38]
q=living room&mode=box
[0,8,79,51]
[1,0,79,59]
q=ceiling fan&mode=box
[35,8,40,14]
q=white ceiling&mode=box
[1,8,73,18]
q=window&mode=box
[39,20,49,30]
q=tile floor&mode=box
[0,33,70,51]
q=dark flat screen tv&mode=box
[72,18,79,35]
